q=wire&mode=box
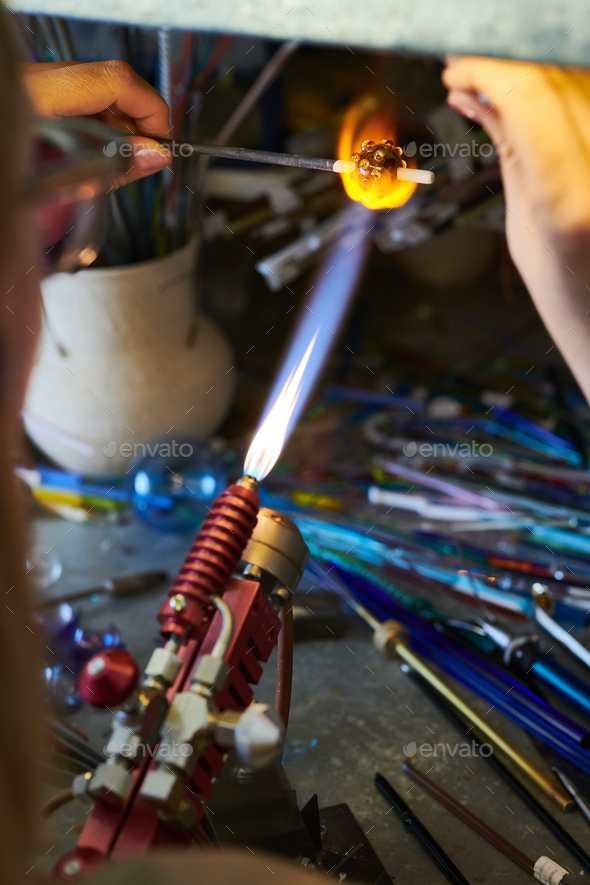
[41,787,74,818]
[209,595,234,660]
[275,599,294,728]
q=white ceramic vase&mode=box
[25,239,235,477]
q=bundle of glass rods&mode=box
[314,555,590,776]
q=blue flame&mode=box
[245,202,373,480]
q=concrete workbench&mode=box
[34,512,590,883]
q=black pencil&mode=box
[402,665,590,874]
[375,772,471,885]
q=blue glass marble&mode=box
[126,436,227,532]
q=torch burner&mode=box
[57,474,309,878]
[157,478,260,639]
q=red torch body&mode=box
[157,482,260,638]
[55,478,306,881]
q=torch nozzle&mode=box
[237,475,260,493]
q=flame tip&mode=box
[244,331,319,482]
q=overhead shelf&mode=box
[10,0,590,66]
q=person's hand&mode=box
[443,58,590,401]
[22,60,171,185]
[443,58,590,242]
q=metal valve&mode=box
[233,702,285,770]
[140,697,284,819]
[76,641,183,806]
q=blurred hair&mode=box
[0,5,44,882]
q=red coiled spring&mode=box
[158,482,259,636]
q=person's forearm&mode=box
[442,57,590,404]
[510,223,590,401]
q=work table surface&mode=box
[34,513,590,883]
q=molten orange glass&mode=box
[244,331,318,481]
[338,100,417,210]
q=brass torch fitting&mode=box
[237,508,310,595]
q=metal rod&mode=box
[214,40,299,146]
[535,604,590,671]
[403,665,590,873]
[375,772,471,885]
[319,561,572,810]
[403,760,537,876]
[35,570,169,609]
[553,767,590,827]
[49,743,101,773]
[48,718,103,767]
[158,139,355,173]
[393,638,572,811]
[158,27,173,133]
[187,40,303,235]
[157,139,432,183]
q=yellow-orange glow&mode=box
[338,99,417,210]
[244,331,319,481]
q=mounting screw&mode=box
[272,586,291,605]
[169,594,187,612]
[242,563,262,579]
